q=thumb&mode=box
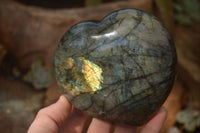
[28,95,72,133]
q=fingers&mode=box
[87,118,137,133]
[87,118,114,133]
[59,109,88,133]
[141,106,167,133]
[28,95,72,133]
[87,107,167,133]
[114,124,137,133]
[28,96,167,133]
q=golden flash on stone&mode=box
[80,57,103,92]
[62,57,103,95]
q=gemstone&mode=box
[54,9,177,126]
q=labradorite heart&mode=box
[54,9,176,126]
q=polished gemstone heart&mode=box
[54,9,176,126]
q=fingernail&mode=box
[159,106,168,118]
[58,95,65,102]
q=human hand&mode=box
[28,95,167,133]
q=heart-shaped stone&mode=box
[54,9,176,126]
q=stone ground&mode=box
[0,76,45,133]
[0,75,187,133]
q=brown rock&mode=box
[44,81,62,106]
[0,0,153,69]
[0,76,45,133]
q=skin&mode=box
[28,95,167,133]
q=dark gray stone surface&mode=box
[54,9,176,126]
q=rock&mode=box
[23,59,53,89]
[44,81,62,106]
[176,109,200,132]
[54,9,176,126]
[0,0,153,69]
[0,76,45,133]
